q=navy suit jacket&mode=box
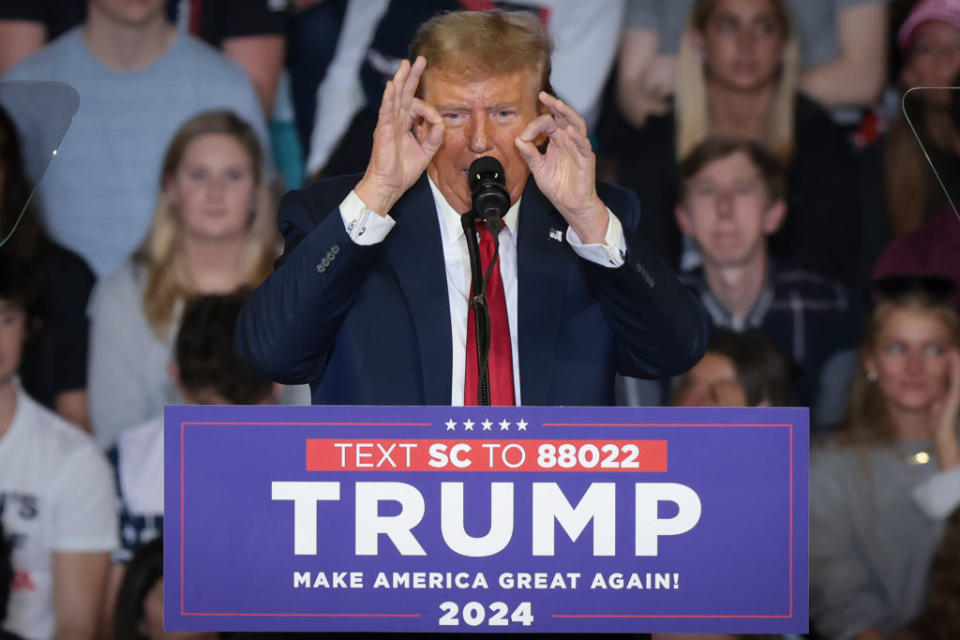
[235,174,708,405]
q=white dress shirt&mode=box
[338,178,625,405]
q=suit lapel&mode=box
[517,181,569,406]
[387,176,453,405]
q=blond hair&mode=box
[133,110,278,339]
[410,9,553,95]
[675,0,799,165]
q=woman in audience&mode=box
[852,1,960,304]
[113,537,217,640]
[600,0,859,287]
[810,275,960,639]
[870,64,960,306]
[0,104,94,430]
[879,0,960,237]
[88,110,284,447]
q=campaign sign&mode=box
[164,405,808,634]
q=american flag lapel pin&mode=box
[549,228,563,242]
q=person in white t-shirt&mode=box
[0,253,118,640]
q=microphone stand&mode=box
[462,212,502,406]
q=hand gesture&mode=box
[514,93,608,243]
[932,350,960,470]
[355,56,444,215]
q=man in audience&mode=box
[674,138,860,427]
[110,292,276,564]
[1,0,267,276]
[0,0,288,115]
[0,251,117,640]
[105,292,278,632]
[672,328,795,408]
[615,0,889,128]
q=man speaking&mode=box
[235,9,708,406]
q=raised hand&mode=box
[355,56,444,215]
[932,350,960,470]
[514,92,608,243]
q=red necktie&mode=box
[464,221,515,406]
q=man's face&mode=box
[419,67,544,213]
[0,300,27,389]
[698,0,786,93]
[89,0,167,28]
[676,151,784,268]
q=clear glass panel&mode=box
[901,86,960,223]
[0,81,79,247]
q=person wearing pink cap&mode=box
[897,0,960,53]
[870,49,960,309]
[873,0,960,237]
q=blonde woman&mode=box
[811,276,960,639]
[88,110,290,447]
[600,0,858,287]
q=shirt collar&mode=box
[427,175,520,250]
[688,262,775,331]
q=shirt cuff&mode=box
[912,465,960,520]
[566,209,627,268]
[339,190,395,245]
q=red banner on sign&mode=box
[305,439,668,472]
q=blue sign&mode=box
[164,405,808,634]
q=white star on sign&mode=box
[463,419,475,431]
[516,419,528,431]
[481,419,493,431]
[499,419,511,431]
[445,419,457,431]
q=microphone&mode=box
[468,156,509,234]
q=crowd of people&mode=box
[0,0,958,639]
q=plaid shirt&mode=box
[680,262,862,409]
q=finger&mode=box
[390,59,412,111]
[518,113,557,144]
[514,135,541,169]
[535,118,592,161]
[378,80,397,124]
[411,97,442,125]
[423,119,445,154]
[400,56,426,112]
[391,58,411,91]
[539,92,587,136]
[411,99,444,152]
[562,124,595,158]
